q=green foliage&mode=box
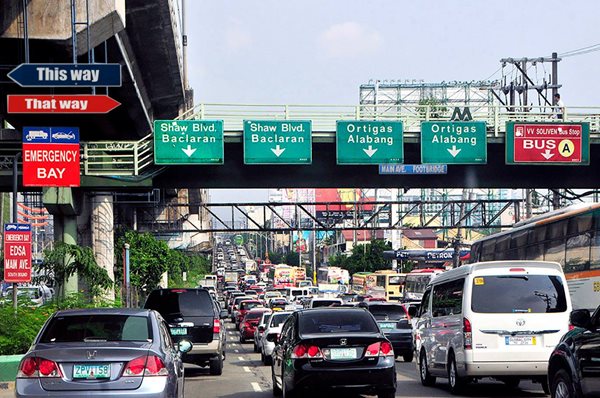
[327,239,393,275]
[267,251,284,264]
[35,242,113,301]
[168,252,211,288]
[285,251,300,267]
[418,98,448,119]
[0,293,118,355]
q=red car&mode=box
[239,308,271,343]
[235,300,263,327]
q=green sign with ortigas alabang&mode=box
[421,121,487,164]
[336,120,403,164]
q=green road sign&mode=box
[154,120,224,165]
[421,121,487,164]
[336,120,403,164]
[243,120,312,164]
[234,234,244,245]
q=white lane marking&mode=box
[243,366,251,373]
[238,356,244,361]
[251,382,262,392]
[234,349,239,353]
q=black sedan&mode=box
[271,308,397,398]
[548,305,600,398]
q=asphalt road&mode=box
[184,320,550,398]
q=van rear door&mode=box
[468,271,570,362]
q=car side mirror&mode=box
[258,326,265,333]
[178,340,192,354]
[570,309,592,329]
[408,306,418,318]
[220,310,228,319]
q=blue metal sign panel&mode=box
[378,164,447,175]
[23,127,80,144]
[8,63,122,87]
[4,223,31,232]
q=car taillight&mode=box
[291,344,322,359]
[17,357,62,378]
[463,317,472,350]
[213,319,221,333]
[568,323,575,331]
[244,321,251,329]
[365,341,394,357]
[123,355,167,377]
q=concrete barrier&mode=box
[0,354,23,385]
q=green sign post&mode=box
[421,121,487,164]
[154,120,224,165]
[234,234,244,245]
[243,120,312,164]
[336,120,403,164]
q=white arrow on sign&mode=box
[182,145,197,157]
[271,145,286,157]
[541,149,555,160]
[447,145,462,158]
[363,145,378,158]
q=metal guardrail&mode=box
[3,103,600,178]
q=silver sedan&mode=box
[15,308,191,398]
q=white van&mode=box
[414,261,571,394]
[283,287,310,302]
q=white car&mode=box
[25,130,48,141]
[260,311,293,365]
[253,310,273,353]
[51,131,76,140]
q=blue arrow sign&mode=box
[8,63,122,87]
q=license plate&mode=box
[330,348,358,360]
[73,364,110,379]
[170,327,187,335]
[505,335,536,345]
[379,322,396,329]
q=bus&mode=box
[272,264,294,289]
[373,270,406,302]
[317,266,350,285]
[403,268,444,301]
[469,203,600,311]
[351,272,377,295]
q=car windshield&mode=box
[245,312,264,320]
[40,315,151,343]
[269,312,292,328]
[368,305,407,320]
[471,275,568,313]
[300,311,379,334]
[311,300,340,308]
[144,289,214,317]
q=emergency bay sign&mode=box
[3,224,32,283]
[506,122,590,165]
[22,127,80,187]
[154,120,224,165]
[336,120,403,164]
[244,120,312,164]
[421,121,487,164]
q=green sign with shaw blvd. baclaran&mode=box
[243,120,312,164]
[420,121,487,164]
[336,120,403,164]
[154,120,224,165]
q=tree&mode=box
[418,98,448,119]
[285,251,300,267]
[267,251,284,264]
[34,241,113,301]
[328,239,393,276]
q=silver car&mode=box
[15,308,191,398]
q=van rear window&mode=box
[471,275,567,313]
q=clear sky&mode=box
[187,0,600,106]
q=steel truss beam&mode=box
[129,199,524,233]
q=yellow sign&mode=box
[474,277,485,285]
[559,139,575,158]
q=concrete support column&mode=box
[92,194,115,301]
[54,213,78,296]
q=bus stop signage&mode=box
[3,224,32,283]
[506,122,590,165]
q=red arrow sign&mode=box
[7,94,120,114]
[513,123,583,163]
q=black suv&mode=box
[548,305,600,398]
[144,288,228,375]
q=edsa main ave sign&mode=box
[421,121,487,164]
[336,121,403,164]
[154,120,224,165]
[506,122,590,165]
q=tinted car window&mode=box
[240,301,262,310]
[471,275,568,313]
[245,312,264,320]
[40,315,151,343]
[299,311,379,334]
[145,289,214,316]
[311,300,341,308]
[269,312,292,328]
[367,304,407,320]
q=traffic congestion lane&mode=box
[185,319,550,398]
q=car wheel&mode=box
[551,370,573,398]
[209,354,223,375]
[272,366,282,396]
[403,352,414,362]
[541,377,550,395]
[261,351,266,364]
[254,342,259,353]
[282,376,298,398]
[447,354,466,394]
[419,351,436,387]
[240,335,245,343]
[377,391,396,398]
